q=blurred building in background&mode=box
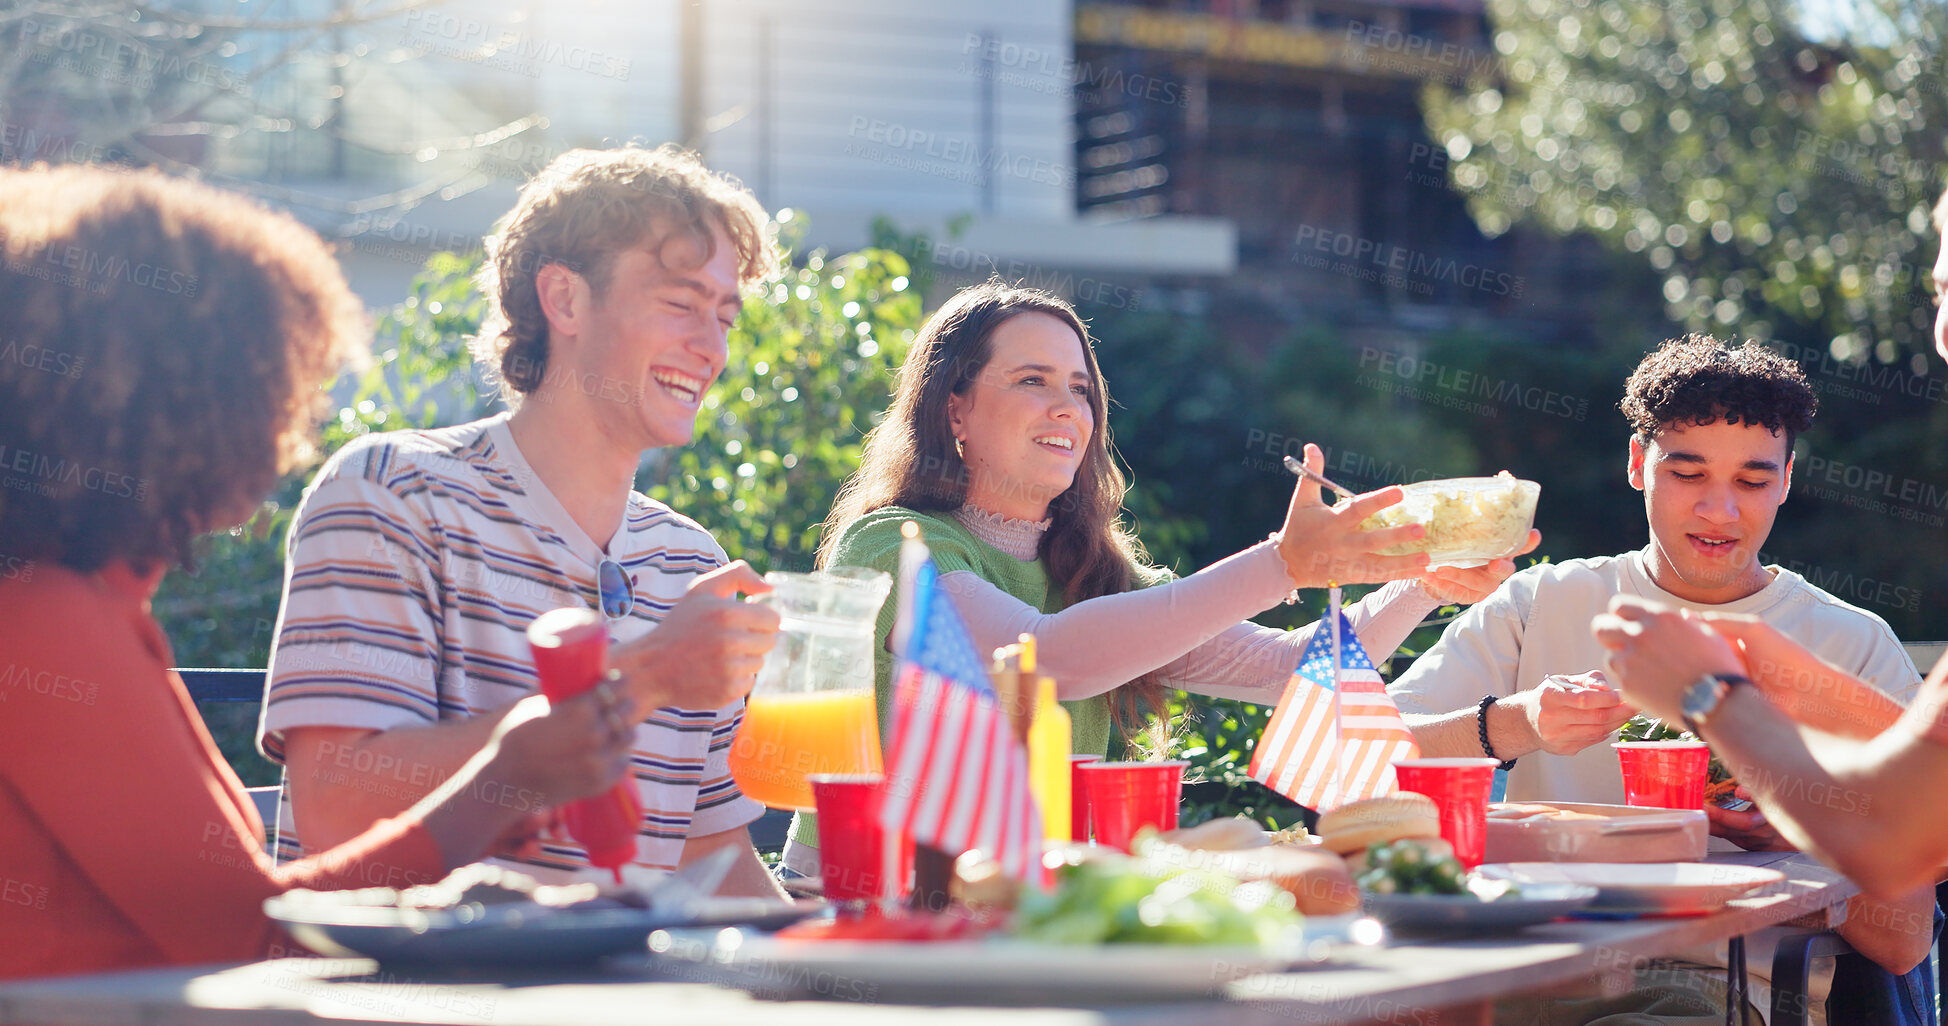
[210,0,1599,343]
[1063,0,1610,345]
[697,0,1234,284]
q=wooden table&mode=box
[0,852,1852,1026]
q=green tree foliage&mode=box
[1424,0,1946,359]
[1420,0,1948,643]
[156,253,491,783]
[158,253,490,670]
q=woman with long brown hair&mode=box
[784,281,1535,872]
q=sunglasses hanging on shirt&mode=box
[597,557,634,623]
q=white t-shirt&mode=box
[1391,547,1923,805]
[258,414,762,878]
[1392,548,1923,1024]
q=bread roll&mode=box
[1161,816,1270,851]
[1316,793,1441,854]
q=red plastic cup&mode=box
[809,774,913,903]
[1069,755,1103,842]
[1079,761,1185,852]
[528,608,639,882]
[1392,757,1499,869]
[1614,741,1710,810]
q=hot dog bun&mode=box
[1317,792,1442,855]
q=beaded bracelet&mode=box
[1476,695,1516,771]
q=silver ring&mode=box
[595,680,629,732]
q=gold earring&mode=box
[954,437,965,459]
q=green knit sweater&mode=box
[832,505,1113,755]
[785,506,1114,854]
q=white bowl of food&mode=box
[1356,472,1540,568]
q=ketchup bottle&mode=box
[527,607,640,882]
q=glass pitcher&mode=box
[727,566,892,811]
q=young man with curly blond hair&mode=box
[259,145,789,895]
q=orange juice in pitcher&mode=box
[728,567,892,811]
[730,688,882,810]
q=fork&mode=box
[1282,454,1358,502]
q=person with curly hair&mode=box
[1593,191,1948,897]
[260,145,789,897]
[1587,192,1948,1024]
[0,165,640,979]
[1395,333,1918,798]
[1392,334,1934,1021]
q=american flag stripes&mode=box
[1248,593,1420,811]
[877,528,1043,881]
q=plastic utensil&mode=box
[1282,454,1357,501]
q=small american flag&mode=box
[1249,595,1420,811]
[878,529,1042,881]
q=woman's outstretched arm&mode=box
[941,552,1438,699]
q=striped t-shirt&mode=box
[258,414,761,877]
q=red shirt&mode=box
[0,562,446,979]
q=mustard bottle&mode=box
[1027,675,1072,843]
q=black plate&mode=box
[264,895,816,966]
[1361,883,1597,932]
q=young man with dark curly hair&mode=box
[1592,192,1948,893]
[1391,334,1933,1021]
[1583,192,1948,1025]
[1395,334,1919,802]
[259,145,789,896]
